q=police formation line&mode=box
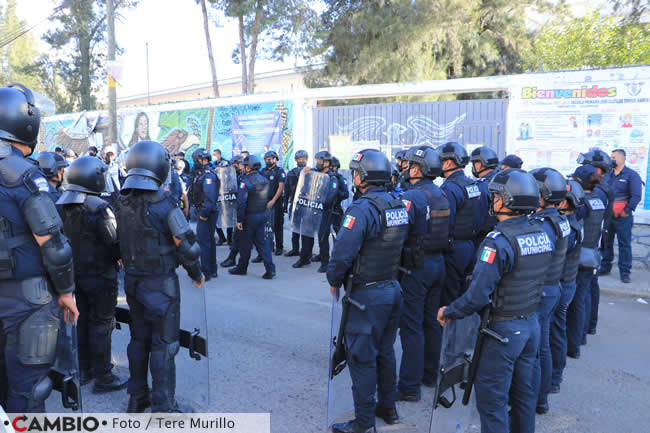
[0,83,643,431]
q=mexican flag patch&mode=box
[205,178,212,185]
[402,199,412,211]
[240,182,245,189]
[343,215,356,229]
[480,246,496,264]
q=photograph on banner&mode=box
[507,71,650,221]
[232,111,283,162]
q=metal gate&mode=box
[313,99,507,159]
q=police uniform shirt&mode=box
[323,171,340,209]
[327,187,398,288]
[401,180,430,235]
[566,213,580,253]
[443,216,553,319]
[197,168,219,218]
[576,187,608,222]
[603,166,643,214]
[475,170,497,231]
[261,165,286,199]
[335,172,350,204]
[441,170,478,235]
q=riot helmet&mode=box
[122,140,170,192]
[315,150,333,171]
[65,156,108,195]
[488,168,540,215]
[577,148,612,172]
[294,149,308,168]
[331,156,341,171]
[565,179,585,211]
[242,154,262,171]
[470,146,498,177]
[37,151,68,179]
[405,145,442,179]
[395,149,407,172]
[349,149,391,186]
[530,167,568,205]
[0,83,41,152]
[439,142,469,171]
[264,150,278,168]
[500,154,523,170]
[192,148,211,166]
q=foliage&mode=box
[526,9,650,71]
[0,0,42,92]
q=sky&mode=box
[15,0,293,99]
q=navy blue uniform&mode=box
[194,167,219,277]
[475,169,497,243]
[235,172,275,274]
[261,165,286,252]
[397,180,447,396]
[441,171,479,304]
[327,187,406,429]
[284,167,302,253]
[331,171,350,234]
[47,183,64,218]
[443,216,551,433]
[300,170,339,267]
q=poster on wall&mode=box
[506,68,650,223]
[38,100,294,170]
[232,112,283,161]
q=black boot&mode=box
[332,420,376,433]
[251,255,263,263]
[284,249,299,257]
[220,254,236,267]
[312,254,321,262]
[292,258,311,268]
[80,369,95,386]
[375,407,399,424]
[93,372,128,394]
[127,393,151,413]
[228,267,247,275]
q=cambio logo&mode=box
[11,415,100,432]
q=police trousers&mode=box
[551,280,577,388]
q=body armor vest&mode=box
[561,216,584,283]
[595,184,614,228]
[0,155,41,280]
[537,209,570,287]
[579,191,605,269]
[448,175,480,241]
[492,220,554,320]
[117,192,177,276]
[417,183,450,254]
[246,173,270,214]
[190,168,205,207]
[64,196,116,279]
[353,193,409,286]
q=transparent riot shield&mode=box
[49,313,82,412]
[429,313,481,433]
[216,166,238,229]
[114,274,210,411]
[265,209,275,246]
[291,170,330,237]
[326,295,354,428]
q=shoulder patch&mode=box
[515,232,553,256]
[479,246,497,264]
[240,182,246,189]
[342,215,356,229]
[558,220,571,238]
[486,231,501,239]
[205,178,212,185]
[465,184,481,199]
[33,175,49,193]
[402,199,412,212]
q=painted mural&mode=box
[38,100,294,169]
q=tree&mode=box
[43,0,138,111]
[197,0,220,97]
[0,0,43,91]
[526,9,650,72]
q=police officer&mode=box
[303,150,339,273]
[191,148,219,281]
[284,150,308,257]
[228,155,276,279]
[397,146,449,401]
[211,148,229,168]
[500,154,523,170]
[214,157,233,246]
[57,156,128,393]
[259,150,285,256]
[36,151,68,209]
[220,154,246,267]
[330,156,350,234]
[550,180,585,394]
[438,169,554,433]
[394,150,410,191]
[116,140,204,412]
[0,83,78,412]
[566,165,605,360]
[470,146,499,242]
[529,167,570,415]
[439,142,480,304]
[327,149,408,433]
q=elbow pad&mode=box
[98,207,119,247]
[167,207,202,281]
[23,192,63,237]
[41,233,75,294]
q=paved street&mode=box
[47,241,650,433]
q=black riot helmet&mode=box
[192,148,211,165]
[315,150,333,171]
[405,145,442,179]
[331,156,341,170]
[577,148,612,172]
[488,168,541,215]
[470,146,499,177]
[439,142,470,169]
[65,156,108,195]
[530,167,568,205]
[349,149,391,186]
[264,150,279,160]
[294,150,308,160]
[0,83,41,151]
[37,151,68,178]
[122,140,170,192]
[565,179,585,210]
[242,154,262,171]
[394,149,407,172]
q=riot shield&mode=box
[49,313,82,411]
[114,274,210,411]
[265,209,275,246]
[326,295,354,428]
[216,166,238,229]
[429,313,481,433]
[291,170,329,237]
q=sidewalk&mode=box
[598,268,650,297]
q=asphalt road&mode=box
[46,242,650,433]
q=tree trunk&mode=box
[200,0,219,97]
[247,0,262,94]
[238,13,248,94]
[79,37,92,110]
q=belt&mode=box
[351,279,394,290]
[491,313,533,322]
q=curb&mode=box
[600,287,650,298]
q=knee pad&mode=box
[24,375,53,413]
[160,302,180,345]
[12,306,59,365]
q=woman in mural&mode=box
[128,112,151,147]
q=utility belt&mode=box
[0,275,53,303]
[351,279,394,291]
[491,312,534,322]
